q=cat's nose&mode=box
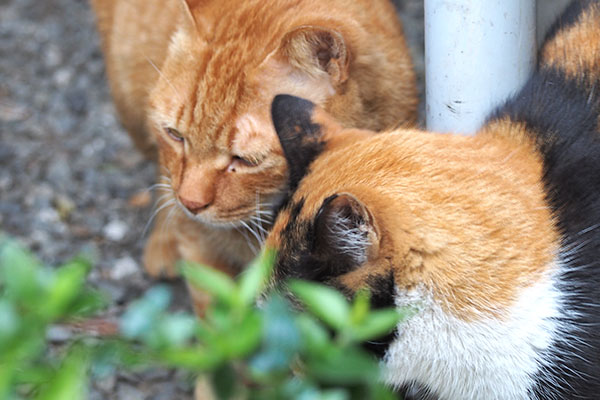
[179,197,210,214]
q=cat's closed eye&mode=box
[228,155,258,172]
[164,127,184,142]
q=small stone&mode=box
[47,155,73,188]
[65,89,88,115]
[46,325,73,342]
[110,257,139,280]
[94,373,117,393]
[88,389,104,400]
[45,44,62,68]
[95,280,127,304]
[103,220,128,241]
[0,174,12,191]
[70,224,92,239]
[150,384,177,400]
[54,194,75,220]
[141,368,171,382]
[54,68,73,87]
[37,207,60,224]
[116,383,146,400]
[0,100,29,122]
[30,230,50,246]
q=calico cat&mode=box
[90,0,418,300]
[264,1,600,398]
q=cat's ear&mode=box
[280,26,350,86]
[271,94,342,191]
[179,0,210,34]
[314,193,380,269]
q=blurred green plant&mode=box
[0,236,411,399]
[0,236,106,399]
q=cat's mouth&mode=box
[174,197,275,232]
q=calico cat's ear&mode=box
[314,193,380,269]
[271,94,325,191]
[281,26,350,86]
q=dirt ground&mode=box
[0,0,423,398]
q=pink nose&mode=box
[179,197,210,214]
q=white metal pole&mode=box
[425,0,536,134]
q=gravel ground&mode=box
[0,0,424,398]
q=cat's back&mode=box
[91,0,181,158]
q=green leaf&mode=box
[370,383,399,400]
[238,248,276,306]
[251,295,300,376]
[0,239,44,301]
[295,314,330,353]
[68,288,108,317]
[120,286,171,339]
[156,313,197,347]
[221,312,263,359]
[319,390,350,400]
[350,289,370,325]
[39,259,89,319]
[180,261,236,304]
[0,362,17,400]
[306,347,379,385]
[0,300,19,341]
[35,349,89,400]
[158,347,222,370]
[349,309,402,343]
[289,280,350,330]
[212,364,238,400]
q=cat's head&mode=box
[265,94,559,319]
[146,0,413,227]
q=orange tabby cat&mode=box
[265,1,600,398]
[91,0,418,304]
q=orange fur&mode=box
[90,0,418,279]
[541,3,600,81]
[267,119,559,321]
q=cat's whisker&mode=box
[231,222,259,255]
[144,55,183,103]
[253,192,266,242]
[253,211,272,233]
[142,198,176,238]
[249,216,269,243]
[163,202,179,233]
[154,193,175,205]
[144,184,171,194]
[157,175,172,186]
[239,219,262,247]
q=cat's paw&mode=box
[142,226,181,278]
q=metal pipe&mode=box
[425,0,537,134]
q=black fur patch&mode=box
[274,194,399,357]
[491,63,600,399]
[271,95,325,193]
[360,271,398,357]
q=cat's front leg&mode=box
[142,205,182,278]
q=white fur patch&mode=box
[384,266,564,400]
[329,210,370,265]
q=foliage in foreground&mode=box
[0,236,411,399]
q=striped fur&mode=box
[90,0,418,285]
[266,2,600,398]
